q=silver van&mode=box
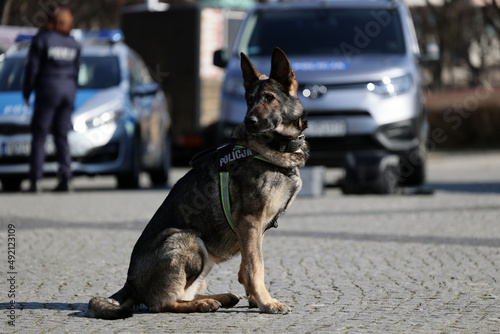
[214,0,429,186]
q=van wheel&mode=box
[399,146,426,186]
[1,177,23,192]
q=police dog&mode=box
[87,48,308,319]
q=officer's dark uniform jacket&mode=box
[23,29,81,182]
[23,29,80,101]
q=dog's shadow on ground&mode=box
[0,302,88,317]
[0,302,261,319]
[428,182,500,194]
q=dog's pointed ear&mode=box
[270,48,298,97]
[241,52,261,91]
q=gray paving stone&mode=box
[1,151,500,333]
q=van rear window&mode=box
[240,8,406,58]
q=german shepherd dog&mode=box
[87,48,308,319]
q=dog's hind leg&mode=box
[195,293,241,308]
[153,260,225,313]
[158,299,221,313]
[143,232,238,313]
[192,279,241,308]
[157,289,239,312]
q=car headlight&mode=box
[367,74,413,96]
[86,110,122,129]
[73,109,123,133]
[223,76,245,97]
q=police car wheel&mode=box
[116,136,141,189]
[149,136,170,186]
[1,177,23,192]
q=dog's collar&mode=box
[271,134,305,153]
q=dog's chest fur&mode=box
[229,161,302,230]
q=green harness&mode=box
[218,144,269,232]
[189,143,270,233]
[190,137,303,233]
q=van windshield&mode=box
[240,8,406,58]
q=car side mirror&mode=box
[213,49,228,68]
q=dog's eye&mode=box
[264,94,275,102]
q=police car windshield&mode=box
[0,58,25,91]
[240,8,406,57]
[0,55,120,91]
[78,56,120,89]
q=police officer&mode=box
[23,6,80,192]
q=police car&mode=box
[0,30,171,191]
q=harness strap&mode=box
[218,144,271,233]
[192,142,295,234]
[220,172,234,232]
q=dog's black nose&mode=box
[245,116,258,127]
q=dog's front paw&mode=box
[260,300,291,314]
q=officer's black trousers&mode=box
[29,80,74,183]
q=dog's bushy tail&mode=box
[87,286,133,320]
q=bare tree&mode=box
[421,0,500,88]
[2,0,144,29]
[482,0,500,37]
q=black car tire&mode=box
[149,135,171,186]
[1,176,23,192]
[340,152,399,194]
[116,136,141,189]
[399,145,426,186]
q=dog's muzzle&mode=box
[244,116,275,134]
[277,134,305,153]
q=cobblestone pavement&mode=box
[1,151,500,333]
